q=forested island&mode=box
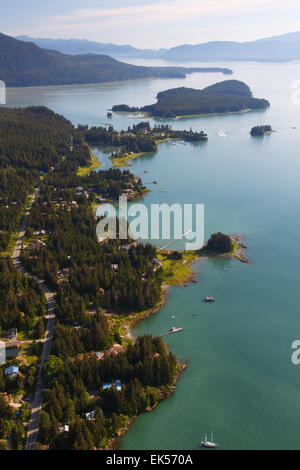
[112,80,270,118]
[250,125,273,136]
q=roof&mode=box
[85,410,96,421]
[102,380,122,391]
[60,425,70,433]
[5,366,19,375]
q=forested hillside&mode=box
[0,33,232,87]
[140,81,270,117]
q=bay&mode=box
[4,60,300,449]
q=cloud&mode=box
[6,0,300,48]
[52,0,298,24]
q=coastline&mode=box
[108,236,248,449]
[113,106,266,123]
[106,362,187,450]
[88,145,249,449]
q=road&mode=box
[11,187,56,450]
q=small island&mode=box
[111,80,270,118]
[250,125,273,136]
[199,232,249,263]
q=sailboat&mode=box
[200,431,218,448]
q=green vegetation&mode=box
[0,105,214,450]
[206,232,234,253]
[76,151,101,177]
[0,106,72,254]
[114,80,270,118]
[157,251,199,286]
[84,122,207,167]
[41,335,177,450]
[250,125,273,136]
[112,104,139,112]
[0,259,47,334]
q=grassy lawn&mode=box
[157,251,199,286]
[77,150,101,176]
[109,152,146,168]
[20,344,39,365]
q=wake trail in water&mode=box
[217,129,227,138]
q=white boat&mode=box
[204,294,215,303]
[200,431,218,448]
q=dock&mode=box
[158,230,192,251]
[159,327,183,337]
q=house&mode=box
[5,366,19,378]
[6,328,17,341]
[85,410,96,421]
[95,352,104,360]
[26,240,46,250]
[102,380,122,391]
[102,382,113,390]
[59,425,69,433]
[114,380,122,391]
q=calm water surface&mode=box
[5,60,300,449]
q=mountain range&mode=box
[17,31,300,62]
[0,33,231,87]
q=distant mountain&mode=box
[15,31,300,62]
[114,80,270,118]
[162,32,300,62]
[16,36,165,58]
[0,33,231,87]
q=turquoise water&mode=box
[5,61,300,449]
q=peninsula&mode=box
[112,80,270,118]
[84,121,208,167]
[0,33,232,87]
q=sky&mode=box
[1,0,300,49]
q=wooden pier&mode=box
[159,327,183,337]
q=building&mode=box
[6,328,17,341]
[95,352,104,360]
[5,366,19,378]
[5,342,19,360]
[85,411,96,421]
[59,425,70,433]
[102,380,122,391]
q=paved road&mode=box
[11,188,56,450]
